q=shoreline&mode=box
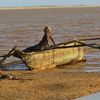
[0,5,100,10]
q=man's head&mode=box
[44,26,52,33]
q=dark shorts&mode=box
[23,44,45,53]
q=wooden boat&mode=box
[12,41,84,70]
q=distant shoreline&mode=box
[0,5,100,10]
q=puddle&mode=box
[75,67,100,73]
[0,61,29,70]
[75,92,100,100]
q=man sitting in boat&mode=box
[0,26,56,62]
[3,26,56,56]
[23,26,56,52]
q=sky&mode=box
[0,0,100,7]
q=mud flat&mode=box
[0,70,100,100]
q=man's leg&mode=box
[23,45,38,52]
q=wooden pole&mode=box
[51,43,98,49]
[79,37,100,41]
[0,46,17,64]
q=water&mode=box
[0,7,100,71]
[75,92,100,100]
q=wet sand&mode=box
[0,70,100,100]
[0,6,100,100]
[0,5,100,10]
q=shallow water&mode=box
[75,92,100,100]
[0,7,100,71]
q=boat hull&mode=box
[13,42,84,70]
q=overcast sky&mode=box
[0,0,100,7]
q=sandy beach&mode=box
[0,6,100,100]
[0,5,100,10]
[0,70,100,100]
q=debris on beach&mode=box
[0,73,19,80]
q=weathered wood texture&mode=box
[13,42,84,70]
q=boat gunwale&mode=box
[23,41,84,55]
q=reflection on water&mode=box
[0,63,28,70]
[0,60,29,70]
[0,7,100,71]
[79,67,100,72]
